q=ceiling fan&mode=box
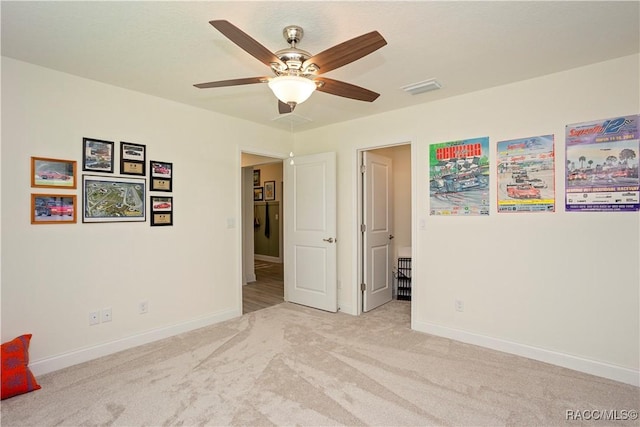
[194,20,387,114]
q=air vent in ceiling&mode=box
[401,78,442,95]
[271,113,313,126]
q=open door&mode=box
[362,151,393,312]
[284,152,337,312]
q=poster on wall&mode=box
[429,137,490,216]
[497,135,555,213]
[565,115,639,212]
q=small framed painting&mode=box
[31,194,77,224]
[264,180,275,201]
[150,160,172,192]
[82,137,114,173]
[254,187,263,201]
[253,169,260,187]
[31,156,77,189]
[150,196,173,226]
[120,141,146,176]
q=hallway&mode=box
[242,261,284,314]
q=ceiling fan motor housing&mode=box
[272,26,318,75]
[283,25,303,45]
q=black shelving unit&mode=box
[397,257,411,301]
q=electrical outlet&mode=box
[101,307,112,323]
[89,311,100,326]
[455,299,464,312]
[139,300,149,314]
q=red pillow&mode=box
[1,334,41,399]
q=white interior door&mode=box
[363,151,393,312]
[284,152,337,312]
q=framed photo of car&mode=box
[254,187,263,201]
[82,175,146,223]
[31,156,77,189]
[150,160,172,192]
[150,196,173,226]
[120,141,146,176]
[82,137,114,173]
[31,194,77,224]
[264,180,276,201]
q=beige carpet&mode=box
[2,301,638,426]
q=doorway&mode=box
[358,143,412,313]
[241,152,284,314]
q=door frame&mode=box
[237,146,288,314]
[353,140,416,317]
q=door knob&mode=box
[389,234,395,240]
[323,237,334,243]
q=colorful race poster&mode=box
[566,115,639,212]
[429,137,490,216]
[497,135,555,213]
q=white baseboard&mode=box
[338,303,353,315]
[30,307,240,377]
[413,319,639,387]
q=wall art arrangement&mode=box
[82,137,114,173]
[120,141,146,176]
[496,135,556,213]
[149,161,173,226]
[427,114,638,215]
[82,175,146,223]
[31,136,176,226]
[30,157,77,225]
[31,194,77,224]
[429,137,490,216]
[150,196,173,226]
[565,114,639,212]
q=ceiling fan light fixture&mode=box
[268,75,316,105]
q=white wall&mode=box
[1,58,292,373]
[2,54,638,386]
[293,54,640,385]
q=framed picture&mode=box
[82,175,146,223]
[82,137,114,173]
[150,196,173,226]
[120,141,146,176]
[150,160,172,192]
[253,169,261,187]
[31,156,77,189]
[254,187,263,201]
[264,180,276,201]
[31,194,77,224]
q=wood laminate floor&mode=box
[242,261,284,314]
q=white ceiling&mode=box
[2,1,639,132]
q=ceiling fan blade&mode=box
[315,77,380,102]
[303,31,387,74]
[278,100,295,114]
[209,20,284,69]
[194,77,267,89]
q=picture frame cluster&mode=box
[31,156,78,224]
[30,137,175,226]
[253,169,276,202]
